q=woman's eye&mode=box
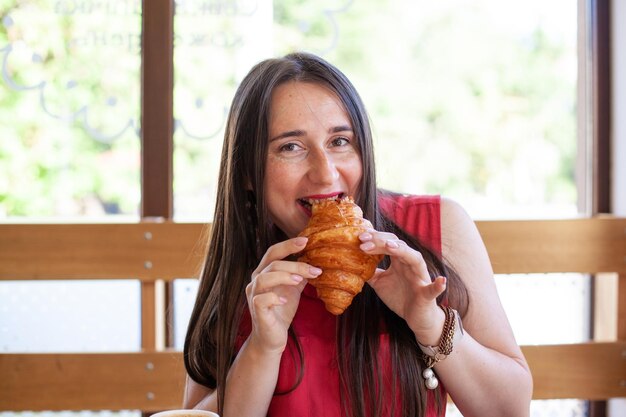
[330,137,350,147]
[279,142,302,152]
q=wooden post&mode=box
[140,0,174,355]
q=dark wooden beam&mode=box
[141,0,174,219]
[592,0,612,215]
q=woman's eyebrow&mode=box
[270,125,353,142]
[329,125,353,133]
[270,129,305,142]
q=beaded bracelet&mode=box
[417,306,464,390]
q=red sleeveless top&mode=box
[236,194,445,416]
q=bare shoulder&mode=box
[439,197,488,262]
[439,196,494,304]
[439,197,525,358]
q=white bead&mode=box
[425,376,439,390]
[422,368,434,379]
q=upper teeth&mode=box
[304,196,341,205]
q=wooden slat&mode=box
[1,218,625,281]
[0,223,208,281]
[0,352,186,411]
[1,343,624,410]
[0,218,624,279]
[477,218,626,274]
[522,342,626,400]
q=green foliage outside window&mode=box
[0,0,577,219]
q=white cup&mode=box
[150,410,219,417]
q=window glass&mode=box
[0,280,140,352]
[173,0,577,221]
[173,278,198,349]
[0,1,141,219]
[497,273,590,345]
[331,0,578,220]
[172,0,274,220]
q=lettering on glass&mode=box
[1,0,354,142]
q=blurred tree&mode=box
[1,0,577,220]
[0,0,140,217]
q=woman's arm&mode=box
[183,237,320,416]
[183,338,283,416]
[183,375,215,410]
[434,197,533,417]
[363,197,532,417]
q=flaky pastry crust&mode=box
[297,197,383,315]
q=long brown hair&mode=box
[183,52,468,417]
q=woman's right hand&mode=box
[246,236,321,353]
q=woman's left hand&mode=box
[359,229,447,336]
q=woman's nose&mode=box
[307,149,339,185]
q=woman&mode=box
[183,52,532,417]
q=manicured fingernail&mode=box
[359,232,372,240]
[279,296,288,304]
[361,242,375,250]
[291,274,303,282]
[386,240,399,249]
[309,266,322,276]
[294,237,308,246]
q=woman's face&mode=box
[265,81,363,238]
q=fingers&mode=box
[359,230,430,281]
[248,264,321,296]
[249,290,289,311]
[249,262,326,307]
[359,230,409,254]
[254,236,308,276]
[427,275,447,299]
[263,260,323,279]
[246,237,325,352]
[248,237,322,304]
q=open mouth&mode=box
[297,193,345,212]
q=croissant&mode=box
[298,197,383,315]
